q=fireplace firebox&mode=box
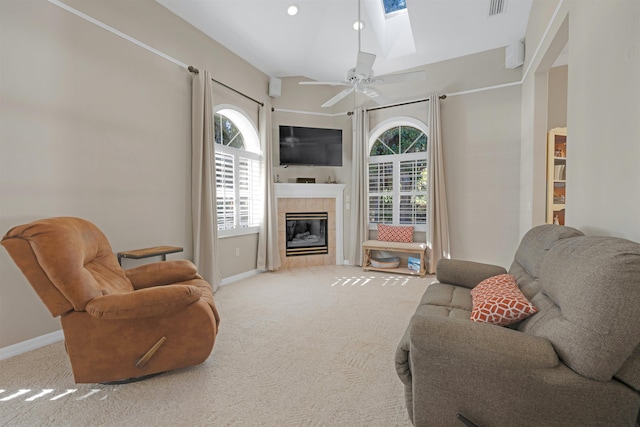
[285,212,328,256]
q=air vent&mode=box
[489,0,506,16]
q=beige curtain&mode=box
[348,107,369,266]
[427,93,451,273]
[257,101,281,271]
[191,69,221,290]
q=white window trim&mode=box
[368,117,429,232]
[215,105,261,154]
[214,106,262,237]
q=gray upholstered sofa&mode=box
[395,224,640,426]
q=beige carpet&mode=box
[0,265,431,426]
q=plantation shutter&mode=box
[215,151,235,230]
[399,159,428,225]
[368,161,393,224]
[238,156,261,228]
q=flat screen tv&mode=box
[279,125,342,167]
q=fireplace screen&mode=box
[285,212,328,256]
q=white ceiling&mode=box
[156,0,533,83]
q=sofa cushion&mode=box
[377,223,414,243]
[414,283,473,321]
[470,274,538,326]
[518,236,640,381]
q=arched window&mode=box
[214,107,262,236]
[368,118,428,231]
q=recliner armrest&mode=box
[125,260,198,289]
[85,284,202,319]
[436,259,507,289]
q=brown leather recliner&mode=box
[2,217,220,384]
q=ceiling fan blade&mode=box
[354,51,376,77]
[321,86,355,108]
[372,70,426,85]
[299,81,349,87]
[363,87,391,106]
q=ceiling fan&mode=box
[299,0,426,108]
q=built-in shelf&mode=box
[547,127,567,225]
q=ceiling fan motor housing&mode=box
[346,67,373,84]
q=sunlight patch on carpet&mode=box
[0,388,110,403]
[330,275,415,287]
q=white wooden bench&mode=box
[362,240,428,277]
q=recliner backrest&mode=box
[2,217,133,314]
[508,224,584,300]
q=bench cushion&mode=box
[363,240,427,252]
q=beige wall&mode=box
[521,0,640,242]
[548,65,568,129]
[440,86,522,266]
[0,0,270,348]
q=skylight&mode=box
[381,0,406,15]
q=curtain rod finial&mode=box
[188,65,199,75]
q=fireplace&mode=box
[275,183,345,267]
[285,212,328,256]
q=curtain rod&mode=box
[271,107,346,117]
[271,95,447,117]
[188,66,264,107]
[364,95,447,114]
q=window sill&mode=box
[218,226,260,238]
[369,224,427,233]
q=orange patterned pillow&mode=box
[377,223,414,243]
[470,274,538,326]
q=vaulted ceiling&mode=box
[156,0,533,83]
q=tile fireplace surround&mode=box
[275,183,346,268]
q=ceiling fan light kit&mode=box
[300,0,425,107]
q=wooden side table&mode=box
[117,246,183,266]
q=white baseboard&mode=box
[220,269,262,286]
[0,330,64,361]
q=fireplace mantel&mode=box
[274,183,346,199]
[275,183,346,265]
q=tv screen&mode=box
[279,125,342,166]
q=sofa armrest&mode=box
[125,260,198,289]
[410,314,559,371]
[435,259,507,289]
[396,314,558,390]
[395,327,413,386]
[85,284,202,319]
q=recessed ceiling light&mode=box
[287,4,298,16]
[353,20,364,31]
